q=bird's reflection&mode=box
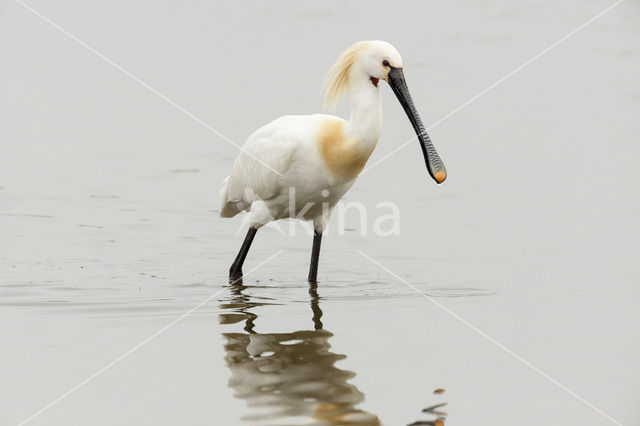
[218,281,381,425]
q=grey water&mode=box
[1,0,639,425]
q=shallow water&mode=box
[1,0,640,425]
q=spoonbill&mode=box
[220,40,446,282]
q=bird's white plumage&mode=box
[220,41,403,232]
[221,116,301,211]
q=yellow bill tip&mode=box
[434,170,447,184]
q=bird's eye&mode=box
[382,60,390,67]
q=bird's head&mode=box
[323,40,446,185]
[352,40,403,87]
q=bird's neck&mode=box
[345,79,382,149]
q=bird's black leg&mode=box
[229,227,257,282]
[307,230,322,283]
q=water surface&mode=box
[1,0,639,425]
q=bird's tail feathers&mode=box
[219,176,241,218]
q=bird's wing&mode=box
[224,118,301,203]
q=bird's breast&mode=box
[316,118,375,181]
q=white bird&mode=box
[220,40,446,282]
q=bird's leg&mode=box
[307,230,323,283]
[229,227,258,282]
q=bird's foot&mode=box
[229,268,243,284]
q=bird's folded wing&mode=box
[225,135,298,203]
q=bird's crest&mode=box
[322,41,371,111]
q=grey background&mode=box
[1,0,639,425]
